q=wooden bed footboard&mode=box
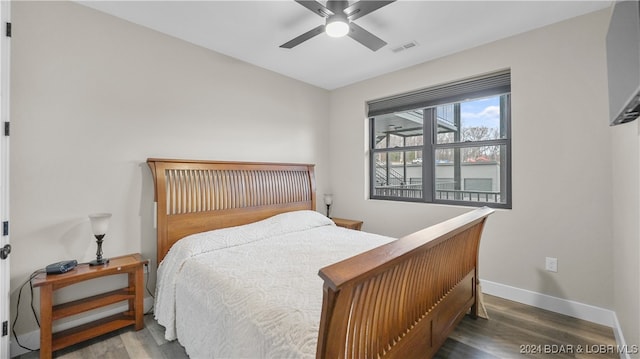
[316,207,494,359]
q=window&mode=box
[368,71,511,208]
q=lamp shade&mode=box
[88,213,111,236]
[325,15,349,38]
[324,194,333,205]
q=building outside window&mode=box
[368,70,512,208]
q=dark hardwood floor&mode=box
[16,294,618,359]
[436,295,618,359]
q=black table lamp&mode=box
[324,194,333,218]
[88,213,111,266]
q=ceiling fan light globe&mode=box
[326,18,349,38]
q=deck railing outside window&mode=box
[373,185,502,203]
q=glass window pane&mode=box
[436,104,456,144]
[436,95,505,144]
[368,71,511,208]
[434,145,507,204]
[372,150,422,199]
[373,111,423,149]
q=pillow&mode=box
[257,210,334,235]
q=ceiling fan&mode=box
[280,0,396,51]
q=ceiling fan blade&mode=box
[295,0,333,18]
[344,1,396,21]
[280,25,325,49]
[347,22,387,51]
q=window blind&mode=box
[367,70,511,117]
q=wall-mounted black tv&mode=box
[607,1,640,125]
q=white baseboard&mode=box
[481,279,630,359]
[481,279,615,326]
[611,313,632,359]
[10,297,154,358]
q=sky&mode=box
[460,96,501,130]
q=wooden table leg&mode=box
[133,267,144,330]
[39,284,53,359]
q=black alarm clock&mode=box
[45,260,78,274]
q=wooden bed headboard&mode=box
[147,158,316,264]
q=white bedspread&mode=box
[155,210,395,358]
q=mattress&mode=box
[154,210,395,358]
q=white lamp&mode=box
[323,194,333,218]
[88,213,112,266]
[325,15,349,38]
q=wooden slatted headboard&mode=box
[147,158,316,264]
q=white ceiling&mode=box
[77,1,612,90]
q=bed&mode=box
[147,158,494,358]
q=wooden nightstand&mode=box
[332,217,363,231]
[32,253,148,359]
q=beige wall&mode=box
[329,9,613,309]
[9,1,329,335]
[612,120,640,351]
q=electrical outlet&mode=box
[143,261,150,274]
[545,257,558,272]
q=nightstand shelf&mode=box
[33,253,147,359]
[51,313,135,351]
[332,217,363,231]
[52,288,134,320]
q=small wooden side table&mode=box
[332,217,364,231]
[32,253,148,359]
